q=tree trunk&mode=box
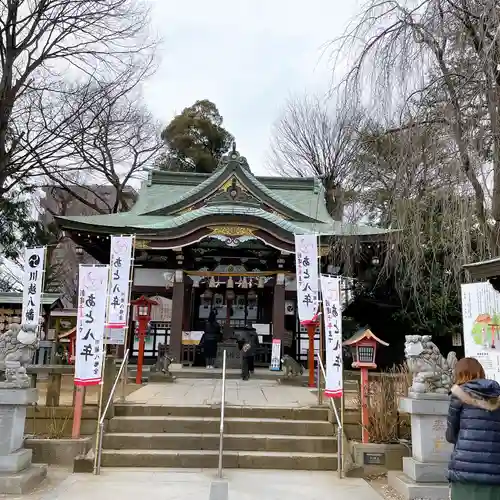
[325,181,344,221]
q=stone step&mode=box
[102,432,337,453]
[107,416,334,436]
[100,449,338,470]
[114,404,329,421]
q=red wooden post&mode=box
[136,316,148,385]
[302,315,320,389]
[131,296,158,385]
[343,327,389,444]
[72,386,85,438]
[360,367,369,444]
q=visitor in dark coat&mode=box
[200,310,221,369]
[240,325,259,380]
[446,357,500,500]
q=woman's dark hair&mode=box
[208,310,217,323]
[455,357,485,385]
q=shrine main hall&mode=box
[56,148,390,367]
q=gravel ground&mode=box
[365,474,403,500]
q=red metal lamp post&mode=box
[343,328,389,443]
[131,296,158,384]
[301,312,320,388]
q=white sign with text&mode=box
[107,235,133,343]
[75,265,110,386]
[270,338,281,371]
[320,275,343,398]
[22,247,46,328]
[294,234,319,322]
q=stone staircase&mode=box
[101,404,338,470]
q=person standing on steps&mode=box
[446,357,500,500]
[240,325,259,380]
[200,310,221,369]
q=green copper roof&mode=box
[130,172,330,222]
[59,206,306,233]
[130,150,327,223]
[56,149,394,240]
[58,205,392,237]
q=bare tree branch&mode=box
[270,93,364,219]
[0,0,157,199]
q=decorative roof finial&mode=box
[232,141,237,154]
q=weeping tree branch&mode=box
[328,0,496,324]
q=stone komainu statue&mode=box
[0,323,39,388]
[153,343,174,376]
[281,354,304,378]
[405,334,457,394]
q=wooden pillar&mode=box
[183,283,192,331]
[170,271,185,362]
[272,273,285,342]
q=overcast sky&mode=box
[142,0,362,175]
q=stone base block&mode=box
[73,454,94,474]
[0,387,38,405]
[0,448,32,472]
[403,457,447,483]
[388,471,449,500]
[0,464,47,495]
[352,442,410,473]
[148,372,176,383]
[25,437,91,466]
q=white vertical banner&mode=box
[22,246,46,328]
[75,265,110,386]
[107,235,133,343]
[270,339,281,371]
[294,234,319,322]
[320,275,343,398]
[462,282,500,382]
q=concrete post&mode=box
[0,387,47,494]
[388,393,452,500]
[101,356,118,419]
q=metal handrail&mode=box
[217,350,227,479]
[316,354,343,478]
[95,349,130,475]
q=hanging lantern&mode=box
[209,276,217,288]
[227,276,234,288]
[226,289,235,301]
[203,289,213,299]
[258,276,265,288]
[241,277,248,289]
[248,289,257,300]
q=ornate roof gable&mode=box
[141,146,322,223]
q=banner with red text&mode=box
[75,265,109,386]
[320,274,343,398]
[107,235,133,332]
[294,234,319,322]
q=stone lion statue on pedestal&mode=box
[405,335,457,394]
[0,323,39,388]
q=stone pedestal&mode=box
[0,387,47,494]
[388,393,452,500]
[215,341,241,369]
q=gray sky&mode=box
[143,0,362,175]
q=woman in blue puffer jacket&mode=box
[446,357,500,500]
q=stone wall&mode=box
[24,407,103,438]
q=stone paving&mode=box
[125,378,319,407]
[7,468,383,500]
